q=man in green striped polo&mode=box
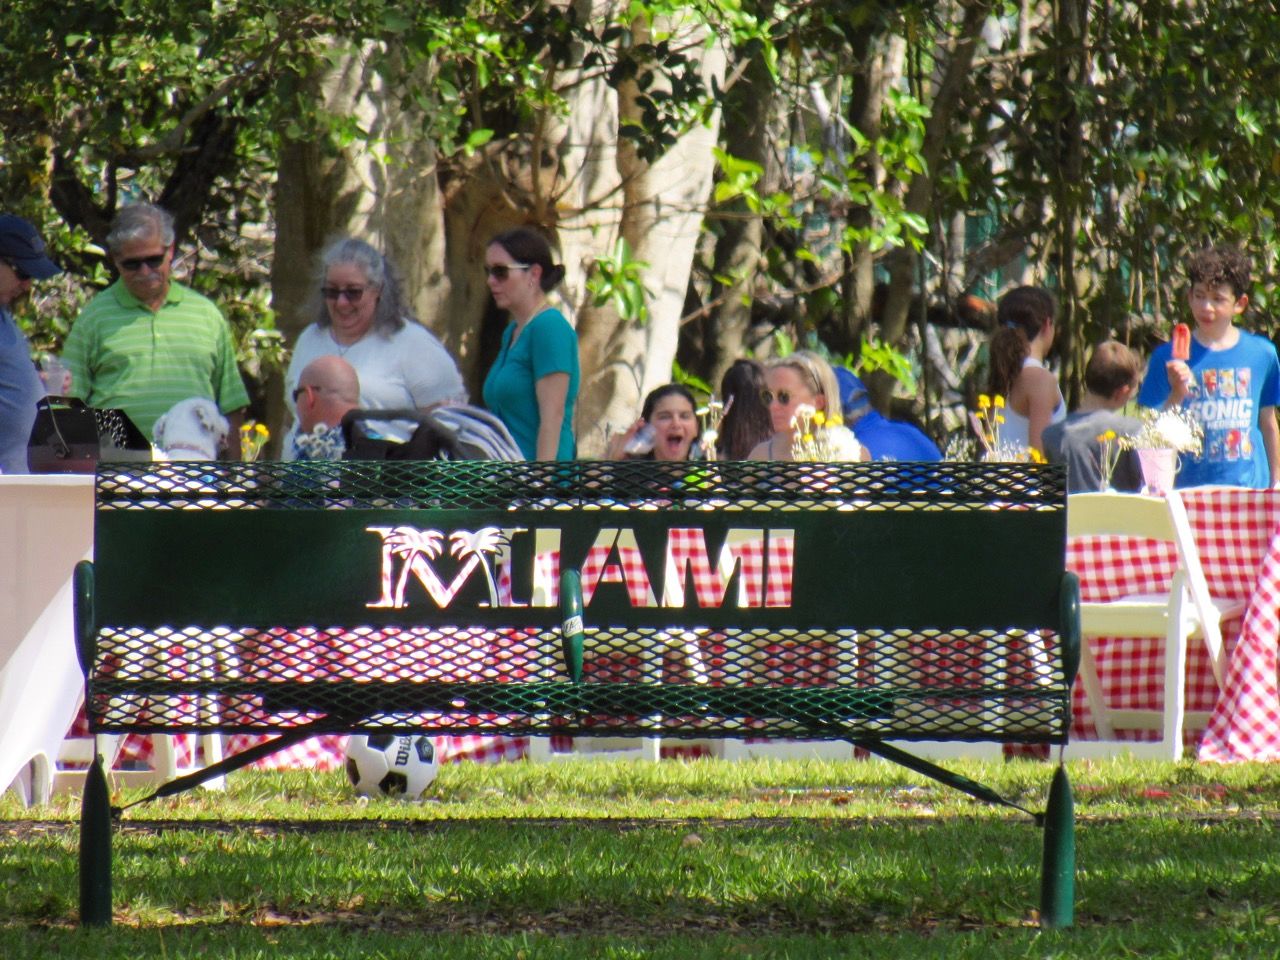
[63,203,248,457]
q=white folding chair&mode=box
[1067,491,1245,760]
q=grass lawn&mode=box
[3,753,1280,958]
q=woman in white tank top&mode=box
[986,287,1065,454]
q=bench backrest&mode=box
[82,459,1076,742]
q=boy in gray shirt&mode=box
[1043,341,1144,493]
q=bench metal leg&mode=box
[78,752,113,927]
[1039,764,1075,929]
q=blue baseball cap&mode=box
[834,367,871,421]
[0,215,61,280]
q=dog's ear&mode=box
[195,401,227,437]
[153,412,169,444]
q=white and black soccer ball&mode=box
[344,734,440,800]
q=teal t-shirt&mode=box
[482,307,579,460]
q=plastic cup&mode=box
[41,357,71,395]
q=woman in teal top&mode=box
[481,228,579,460]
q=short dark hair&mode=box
[1187,245,1251,299]
[1084,340,1143,397]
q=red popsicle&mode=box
[1172,323,1192,361]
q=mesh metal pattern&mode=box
[86,460,1072,744]
[94,459,1065,512]
[88,624,1067,741]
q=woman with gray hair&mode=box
[284,237,466,456]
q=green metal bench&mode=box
[75,458,1080,928]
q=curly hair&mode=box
[311,237,412,336]
[1187,246,1251,299]
[988,286,1056,397]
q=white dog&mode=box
[152,397,230,460]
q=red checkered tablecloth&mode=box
[1068,486,1280,761]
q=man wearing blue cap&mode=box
[834,367,942,461]
[0,215,62,473]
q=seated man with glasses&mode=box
[289,354,363,461]
[62,202,249,456]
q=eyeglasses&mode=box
[484,263,533,281]
[321,286,367,303]
[118,254,167,273]
[761,390,796,406]
[2,258,30,282]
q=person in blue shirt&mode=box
[1137,245,1280,488]
[0,215,62,474]
[833,367,941,461]
[481,228,579,460]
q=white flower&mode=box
[790,404,817,431]
[1121,407,1203,456]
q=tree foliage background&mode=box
[2,0,1277,452]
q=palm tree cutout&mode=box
[450,527,509,607]
[386,526,444,608]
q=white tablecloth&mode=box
[0,475,94,804]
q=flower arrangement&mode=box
[240,421,270,462]
[1095,429,1125,489]
[972,394,1044,463]
[790,404,859,461]
[1119,407,1203,456]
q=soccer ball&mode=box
[344,734,440,800]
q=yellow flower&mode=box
[994,395,1006,409]
[978,395,991,410]
[802,433,814,444]
[812,411,826,427]
[254,423,269,438]
[1029,447,1045,463]
[995,414,1005,425]
[827,415,843,427]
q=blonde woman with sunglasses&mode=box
[284,237,466,458]
[748,350,864,462]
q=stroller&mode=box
[340,404,524,462]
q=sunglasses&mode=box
[761,390,796,406]
[291,384,313,404]
[484,263,533,281]
[321,286,367,303]
[118,254,167,273]
[3,258,31,282]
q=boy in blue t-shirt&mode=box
[1137,246,1280,488]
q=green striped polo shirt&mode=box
[63,279,249,440]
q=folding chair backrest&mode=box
[1066,491,1178,542]
[1068,491,1219,647]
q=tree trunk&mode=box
[877,1,996,360]
[687,10,778,389]
[839,29,905,361]
[567,11,728,455]
[270,42,451,444]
